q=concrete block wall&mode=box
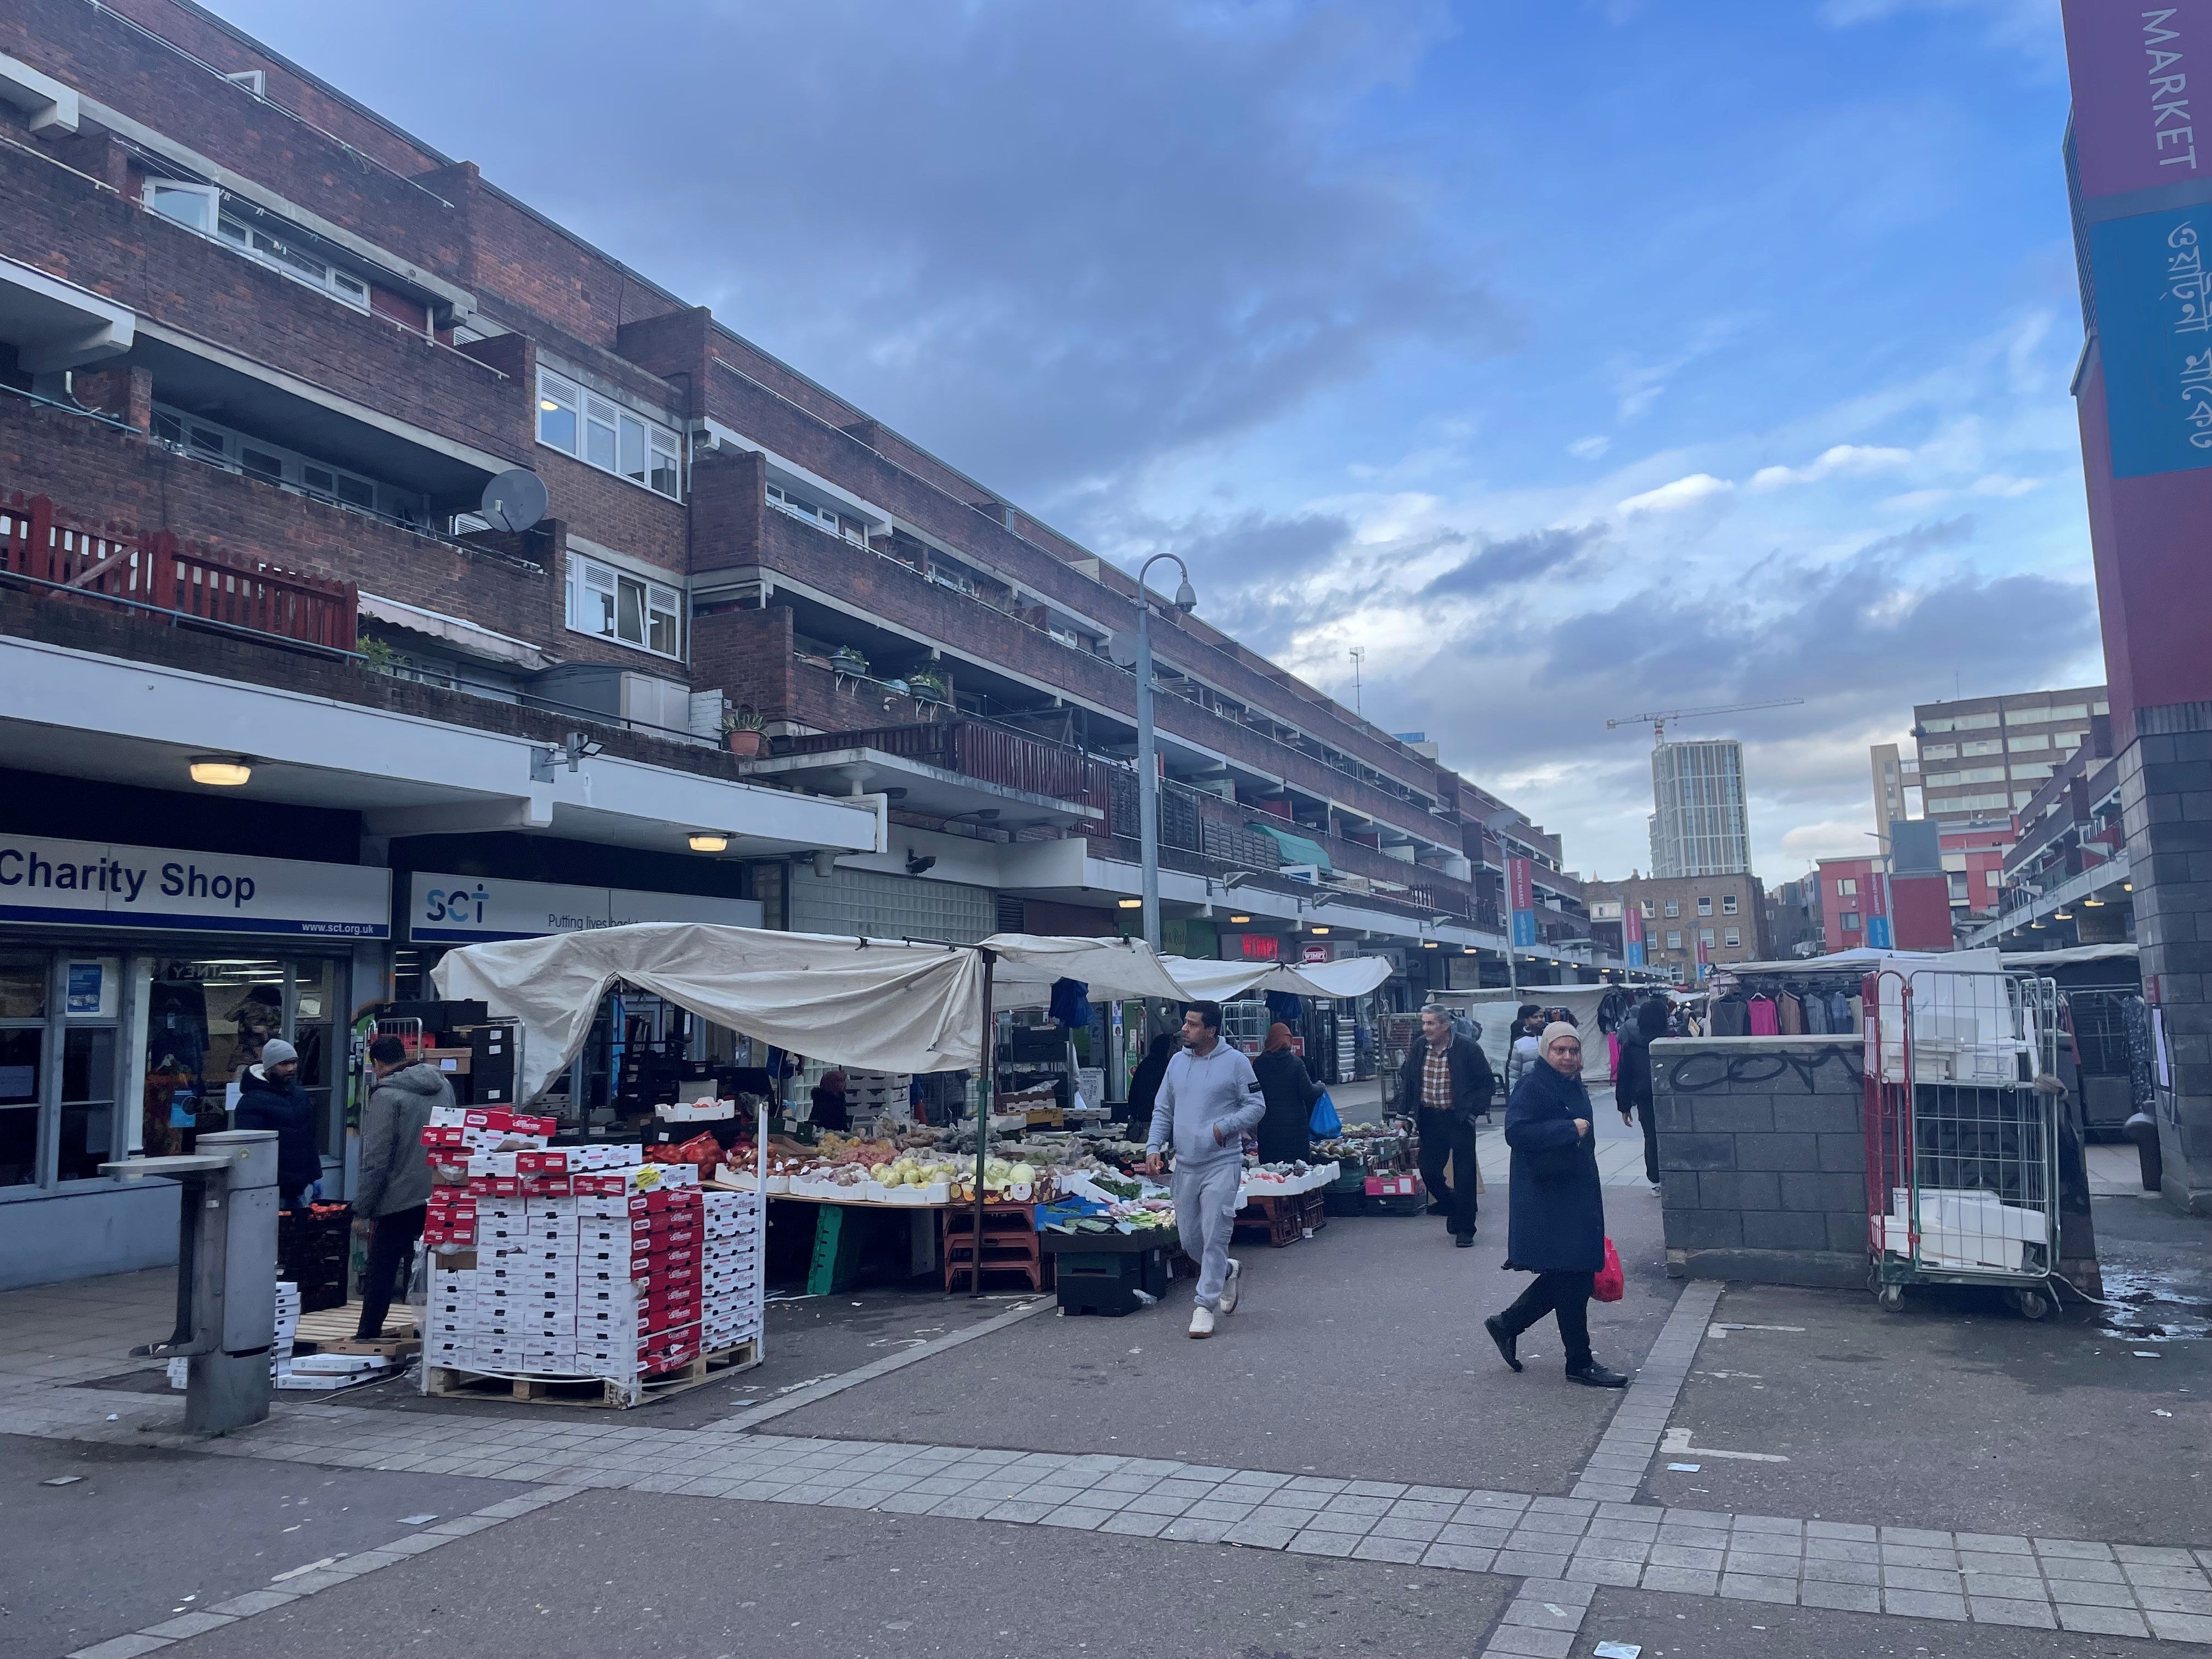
[1654,1035,1869,1288]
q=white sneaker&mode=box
[1219,1259,1242,1315]
[1188,1305,1217,1339]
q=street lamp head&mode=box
[1173,579,1197,612]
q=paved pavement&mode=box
[7,1158,2212,1657]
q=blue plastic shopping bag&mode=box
[1310,1089,1341,1137]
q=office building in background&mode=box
[1648,738,1751,878]
[1912,687,2107,825]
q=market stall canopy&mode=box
[1999,943,2139,968]
[981,936,1393,1009]
[979,933,1195,1007]
[433,923,989,1100]
[1159,953,1394,1002]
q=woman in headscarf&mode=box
[1120,1030,1180,1130]
[1615,996,1672,1189]
[1252,1022,1321,1164]
[1485,1022,1628,1388]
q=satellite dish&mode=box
[480,468,549,533]
[1105,630,1138,669]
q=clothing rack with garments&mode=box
[1705,973,1861,1036]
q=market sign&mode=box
[1623,898,1646,968]
[1232,933,1282,961]
[0,834,389,937]
[1507,855,1538,949]
[408,872,763,943]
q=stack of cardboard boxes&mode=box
[418,1106,760,1383]
[702,1188,763,1353]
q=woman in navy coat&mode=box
[1485,1023,1628,1387]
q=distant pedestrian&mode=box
[1253,1022,1321,1165]
[232,1038,319,1211]
[1504,1006,1545,1094]
[1146,1002,1265,1339]
[354,1035,450,1341]
[1486,1022,1629,1388]
[1121,1030,1180,1128]
[1397,1003,1494,1246]
[1616,997,1671,1188]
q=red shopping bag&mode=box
[1593,1236,1624,1302]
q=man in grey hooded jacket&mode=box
[354,1035,453,1340]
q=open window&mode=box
[566,552,682,659]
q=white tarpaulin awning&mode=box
[433,923,988,1102]
[984,937,1394,1009]
[432,925,1403,1103]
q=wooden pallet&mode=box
[292,1301,417,1347]
[422,1337,761,1409]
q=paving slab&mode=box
[0,1431,512,1659]
[1641,1198,2212,1541]
[1582,1582,2206,1658]
[152,1486,1514,1659]
[772,1197,1679,1492]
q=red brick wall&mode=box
[2,143,526,471]
[534,449,689,577]
[691,449,765,570]
[691,605,792,721]
[3,0,467,279]
[0,397,710,669]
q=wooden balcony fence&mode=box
[0,491,358,651]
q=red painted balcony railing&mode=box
[0,492,358,651]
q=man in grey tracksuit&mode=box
[1147,1002,1266,1339]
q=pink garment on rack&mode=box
[1609,1031,1621,1075]
[1747,995,1780,1036]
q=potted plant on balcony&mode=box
[829,646,870,678]
[907,669,948,704]
[721,703,768,759]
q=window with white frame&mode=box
[1721,894,1739,914]
[1700,928,1716,946]
[765,482,868,545]
[1836,878,1857,897]
[1724,929,1740,948]
[1665,931,1682,950]
[143,182,370,311]
[1696,896,1713,916]
[537,368,681,500]
[566,551,681,658]
[149,404,424,522]
[1664,899,1680,917]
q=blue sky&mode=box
[211,0,2099,883]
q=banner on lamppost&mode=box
[1623,898,1646,968]
[1695,933,1711,981]
[1508,856,1537,949]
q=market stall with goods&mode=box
[426,927,1390,1350]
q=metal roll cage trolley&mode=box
[1863,964,2066,1321]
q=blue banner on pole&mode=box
[1511,909,1537,948]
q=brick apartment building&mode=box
[0,1,1605,1281]
[1586,873,1769,983]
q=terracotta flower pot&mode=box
[725,729,767,758]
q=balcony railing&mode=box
[773,718,1114,811]
[1,490,358,651]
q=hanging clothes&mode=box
[1747,995,1780,1037]
[1830,989,1854,1031]
[1802,991,1831,1036]
[1776,992,1804,1036]
[1710,994,1750,1036]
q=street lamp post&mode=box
[1133,553,1197,952]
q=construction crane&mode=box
[1606,697,1804,746]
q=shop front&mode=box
[0,833,388,1289]
[396,871,763,1127]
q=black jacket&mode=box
[233,1066,320,1195]
[1616,1001,1669,1119]
[1252,1048,1321,1164]
[1121,1039,1175,1128]
[1504,1059,1606,1273]
[1396,1032,1496,1124]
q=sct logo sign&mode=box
[422,883,491,926]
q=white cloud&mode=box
[1747,443,1916,491]
[1568,435,1612,460]
[1616,472,1734,515]
[1971,473,2043,497]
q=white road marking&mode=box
[1659,1426,1788,1463]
